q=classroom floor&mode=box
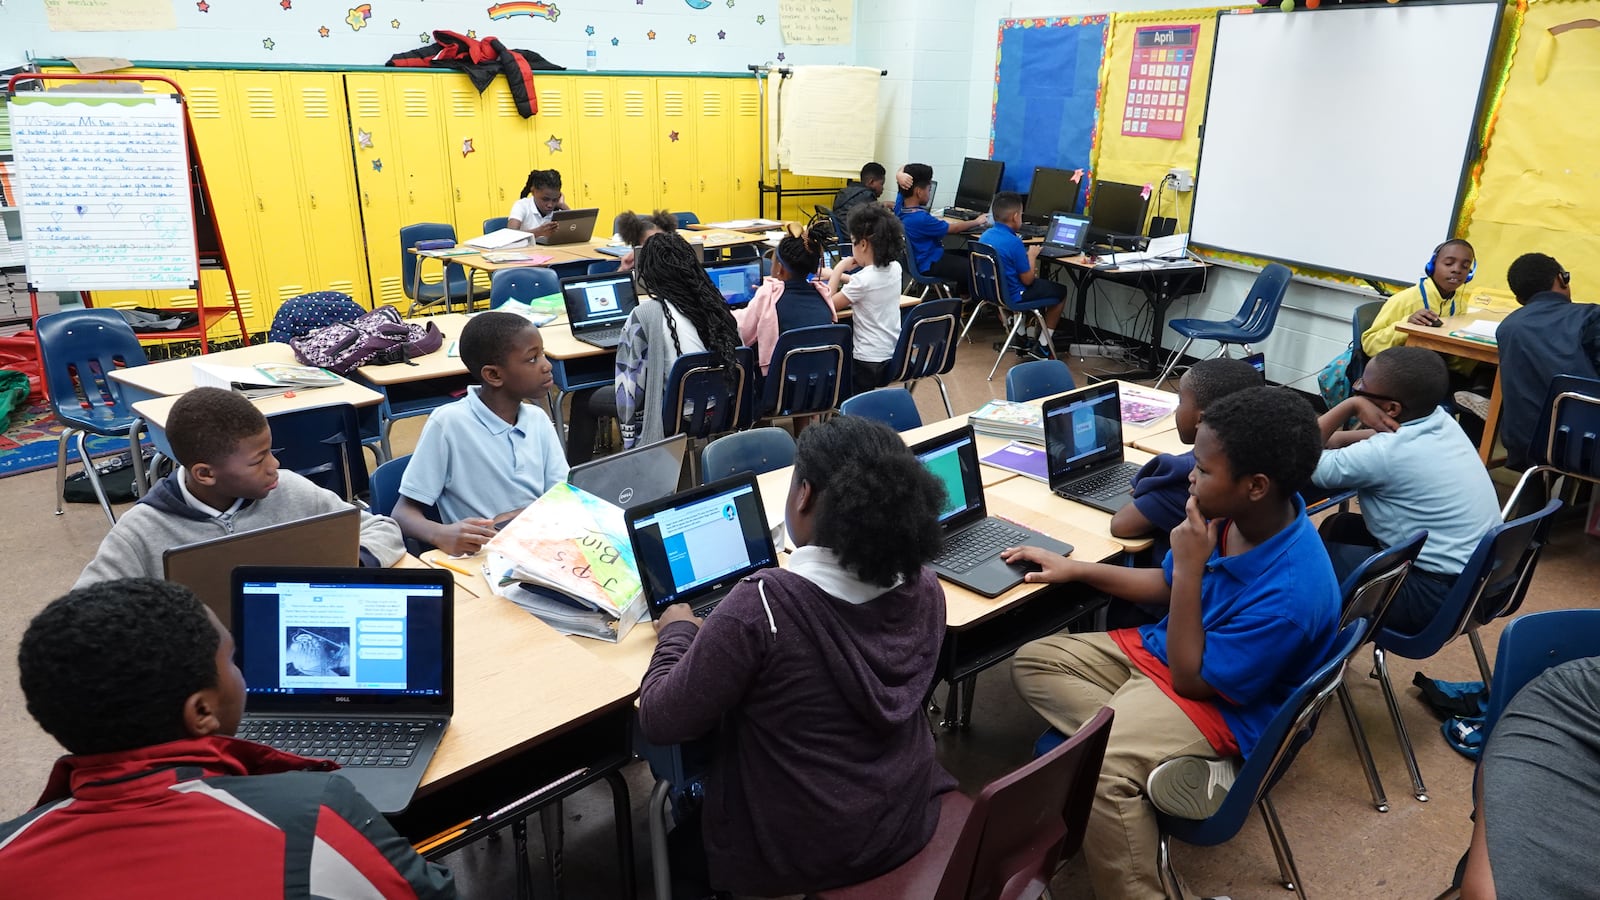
[2,319,1593,899]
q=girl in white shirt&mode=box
[825,204,905,392]
[507,169,569,237]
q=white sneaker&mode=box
[1454,390,1490,420]
[1146,756,1239,820]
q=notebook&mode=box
[1038,212,1091,259]
[913,426,1075,598]
[1043,382,1141,515]
[163,507,361,629]
[625,474,780,618]
[704,260,763,307]
[567,434,689,509]
[535,207,600,245]
[560,271,639,349]
[230,566,454,815]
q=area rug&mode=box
[0,400,141,480]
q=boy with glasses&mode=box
[1497,253,1600,470]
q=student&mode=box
[614,209,678,273]
[638,415,955,897]
[825,204,905,391]
[832,162,886,223]
[1110,357,1264,543]
[506,168,569,238]
[894,163,987,294]
[1497,252,1600,470]
[396,312,567,554]
[1005,387,1340,900]
[979,190,1067,359]
[0,578,454,898]
[1362,239,1489,395]
[733,221,837,375]
[75,388,405,588]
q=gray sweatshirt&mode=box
[75,469,406,588]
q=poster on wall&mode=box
[779,0,853,46]
[43,0,176,32]
[1122,25,1198,140]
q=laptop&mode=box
[568,434,689,509]
[1244,351,1266,375]
[1043,382,1142,515]
[704,260,763,307]
[1038,212,1092,260]
[230,566,454,815]
[163,507,360,629]
[560,271,639,349]
[626,474,780,619]
[913,426,1075,598]
[536,207,601,245]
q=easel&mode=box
[746,64,887,221]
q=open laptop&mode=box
[536,207,601,245]
[163,507,360,629]
[1043,382,1142,515]
[1244,351,1266,375]
[626,474,780,619]
[913,426,1075,598]
[568,434,689,509]
[561,271,639,349]
[1038,212,1092,260]
[704,260,763,307]
[230,566,454,815]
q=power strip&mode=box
[1065,343,1117,358]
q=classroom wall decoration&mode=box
[42,0,175,32]
[1121,25,1197,141]
[989,15,1110,199]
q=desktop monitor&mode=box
[953,158,1005,213]
[1024,167,1082,224]
[1087,181,1150,239]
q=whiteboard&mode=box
[1188,2,1500,283]
[8,92,200,291]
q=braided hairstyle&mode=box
[773,219,830,280]
[520,169,561,199]
[634,233,742,378]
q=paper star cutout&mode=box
[390,18,400,28]
[345,8,366,30]
[419,32,430,43]
[372,158,383,172]
[461,138,475,157]
[585,24,595,35]
[357,128,373,149]
[466,29,476,38]
[726,0,735,6]
[687,33,697,43]
[717,29,726,39]
[545,135,563,154]
[610,37,619,46]
[262,37,276,49]
[195,0,209,11]
[777,52,786,61]
[547,7,559,20]
[280,0,291,9]
[669,130,680,142]
[318,25,330,37]
[647,29,657,39]
[756,14,765,23]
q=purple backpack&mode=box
[290,305,444,375]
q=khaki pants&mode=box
[1012,631,1221,900]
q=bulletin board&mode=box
[989,16,1109,202]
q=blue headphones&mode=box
[1424,240,1477,282]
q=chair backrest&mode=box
[489,267,562,309]
[266,402,368,502]
[1005,359,1076,402]
[399,222,458,297]
[1485,609,1600,737]
[588,259,622,276]
[841,387,923,432]
[935,707,1114,900]
[482,216,509,234]
[887,299,961,384]
[1524,375,1600,476]
[1337,529,1427,632]
[1229,263,1292,342]
[35,309,149,415]
[700,427,797,484]
[267,291,365,345]
[901,229,940,286]
[1348,300,1385,381]
[662,347,755,440]
[673,211,701,229]
[969,243,1006,308]
[369,453,410,517]
[758,324,852,419]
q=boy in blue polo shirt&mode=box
[395,312,568,555]
[893,163,987,295]
[1004,387,1340,900]
[979,191,1067,358]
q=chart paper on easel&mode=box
[777,66,879,178]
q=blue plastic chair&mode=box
[757,324,852,422]
[1154,263,1291,389]
[885,299,960,418]
[37,309,150,524]
[969,244,1058,381]
[400,223,486,315]
[672,211,701,229]
[1502,375,1600,517]
[482,216,509,234]
[1005,359,1076,402]
[700,427,796,485]
[1370,499,1562,804]
[901,232,953,300]
[662,347,756,484]
[266,403,368,502]
[841,387,923,432]
[489,267,562,310]
[588,259,622,275]
[1156,620,1369,900]
[1347,300,1384,384]
[1485,609,1600,737]
[368,453,410,517]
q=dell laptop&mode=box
[704,260,763,307]
[537,207,601,245]
[1038,212,1092,260]
[164,507,360,629]
[560,271,640,349]
[626,474,780,619]
[230,566,454,815]
[568,434,689,510]
[1043,382,1142,515]
[912,426,1075,598]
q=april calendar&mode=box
[1122,25,1199,141]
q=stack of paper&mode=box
[969,400,1045,444]
[192,360,339,399]
[1452,318,1500,342]
[464,228,533,251]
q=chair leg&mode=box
[649,779,673,900]
[379,417,395,464]
[54,428,73,516]
[512,816,534,900]
[933,375,953,418]
[1374,646,1429,802]
[988,315,1029,381]
[1157,833,1186,900]
[1153,337,1195,390]
[77,432,117,526]
[1259,796,1307,899]
[1468,628,1494,686]
[1337,682,1390,812]
[957,301,984,345]
[939,679,962,730]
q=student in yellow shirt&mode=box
[1361,239,1483,381]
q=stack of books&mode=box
[968,399,1044,444]
[191,361,342,399]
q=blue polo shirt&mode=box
[1142,497,1340,757]
[400,385,569,523]
[978,222,1033,304]
[1130,450,1196,536]
[894,193,949,272]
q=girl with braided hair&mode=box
[734,220,838,374]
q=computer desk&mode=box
[1130,426,1188,457]
[1045,255,1210,375]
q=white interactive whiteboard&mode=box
[1188,1,1500,284]
[8,92,200,291]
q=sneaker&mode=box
[1146,756,1239,820]
[1021,340,1053,360]
[1454,390,1490,420]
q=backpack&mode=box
[1317,343,1355,408]
[289,305,444,375]
[268,291,367,344]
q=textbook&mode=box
[191,360,339,399]
[980,442,1050,482]
[968,400,1044,444]
[482,483,647,642]
[1121,386,1179,426]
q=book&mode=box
[416,247,478,258]
[981,442,1050,482]
[1450,318,1500,344]
[191,360,338,399]
[480,250,556,266]
[481,483,647,642]
[968,400,1044,443]
[1120,387,1179,426]
[252,362,342,388]
[464,228,533,251]
[491,298,561,327]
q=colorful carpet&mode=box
[0,400,141,479]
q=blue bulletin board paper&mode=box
[990,16,1109,204]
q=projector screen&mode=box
[1189,1,1500,284]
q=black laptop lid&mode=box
[910,425,987,532]
[232,566,453,715]
[561,273,638,331]
[1044,213,1091,252]
[1043,382,1126,489]
[626,474,779,617]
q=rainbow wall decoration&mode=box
[487,1,560,22]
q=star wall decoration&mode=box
[280,0,291,9]
[195,0,209,11]
[687,33,697,43]
[390,19,401,28]
[545,135,563,154]
[585,24,595,35]
[777,52,786,61]
[461,138,475,157]
[262,37,276,49]
[756,14,764,24]
[611,37,619,46]
[717,29,726,39]
[372,159,383,172]
[318,25,330,36]
[357,128,373,149]
[419,32,431,43]
[647,29,657,39]
[466,29,477,38]
[669,130,680,142]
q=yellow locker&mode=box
[572,78,618,221]
[442,77,495,234]
[232,72,317,316]
[389,77,453,229]
[694,80,735,222]
[614,81,657,217]
[529,77,578,200]
[284,73,370,308]
[730,80,763,219]
[346,73,407,308]
[655,79,697,217]
[484,81,534,221]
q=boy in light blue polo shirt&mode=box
[395,312,568,556]
[978,191,1067,359]
[1312,346,1502,633]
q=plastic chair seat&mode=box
[1167,318,1259,342]
[840,387,923,432]
[816,791,975,900]
[53,400,140,434]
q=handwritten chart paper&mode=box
[779,66,879,178]
[43,0,176,32]
[9,93,199,291]
[779,0,853,46]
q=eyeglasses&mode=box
[1351,379,1399,406]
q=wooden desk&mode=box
[689,220,788,234]
[986,448,1158,555]
[133,380,383,430]
[1396,311,1507,465]
[1130,426,1188,457]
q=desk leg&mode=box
[513,817,533,900]
[1480,367,1504,466]
[604,770,637,900]
[539,803,565,899]
[549,387,569,449]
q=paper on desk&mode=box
[465,228,533,250]
[1121,387,1179,425]
[1459,319,1500,339]
[709,218,783,229]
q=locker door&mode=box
[389,76,453,230]
[529,76,579,202]
[345,73,408,309]
[572,79,618,222]
[655,79,697,217]
[285,73,370,307]
[484,81,534,224]
[695,80,734,222]
[730,79,763,219]
[443,76,494,235]
[233,72,316,319]
[613,80,657,218]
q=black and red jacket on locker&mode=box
[0,735,455,899]
[388,30,564,118]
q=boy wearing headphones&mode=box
[1497,253,1600,470]
[1361,239,1483,381]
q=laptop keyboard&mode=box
[237,719,429,768]
[944,208,980,221]
[934,519,1031,574]
[1058,462,1143,502]
[579,326,623,346]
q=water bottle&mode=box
[586,39,597,72]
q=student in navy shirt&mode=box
[893,163,988,295]
[1005,387,1340,900]
[978,191,1068,358]
[1495,252,1600,471]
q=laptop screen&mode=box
[704,261,761,306]
[912,427,985,528]
[233,569,450,709]
[1044,383,1125,481]
[628,476,779,613]
[1046,213,1091,249]
[561,274,638,328]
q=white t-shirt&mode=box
[840,261,903,363]
[508,196,554,230]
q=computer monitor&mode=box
[1024,167,1082,224]
[953,158,1005,213]
[1087,181,1150,240]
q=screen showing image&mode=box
[1046,389,1123,473]
[563,275,635,324]
[1046,215,1089,247]
[915,433,983,524]
[631,482,776,606]
[705,262,761,306]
